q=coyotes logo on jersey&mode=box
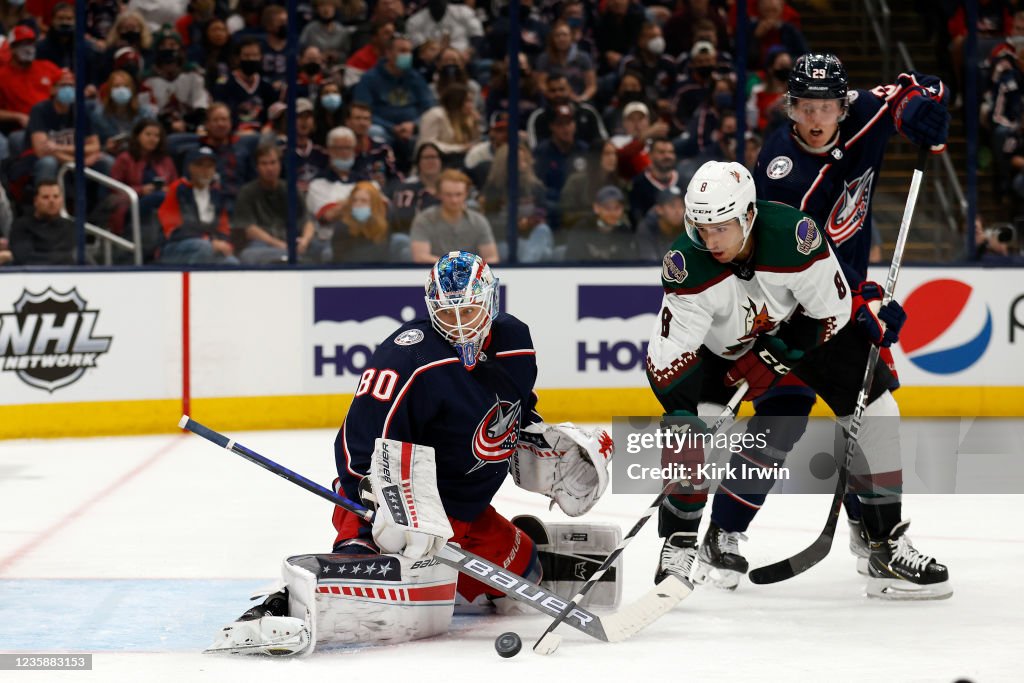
[469,398,522,472]
[724,298,778,355]
[827,167,874,246]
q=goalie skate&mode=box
[866,520,952,601]
[206,591,310,656]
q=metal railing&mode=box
[897,40,969,253]
[57,163,143,266]
[862,0,892,82]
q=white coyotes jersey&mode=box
[647,202,851,389]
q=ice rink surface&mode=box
[1,426,1021,683]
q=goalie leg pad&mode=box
[513,515,624,608]
[287,553,458,648]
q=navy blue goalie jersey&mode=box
[754,72,946,280]
[334,313,540,523]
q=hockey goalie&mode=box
[207,251,617,655]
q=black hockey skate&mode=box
[867,520,952,600]
[848,519,871,576]
[654,532,698,584]
[692,522,748,590]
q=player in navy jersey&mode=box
[208,252,614,655]
[680,53,949,585]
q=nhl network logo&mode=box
[0,288,112,392]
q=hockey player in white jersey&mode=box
[646,160,951,600]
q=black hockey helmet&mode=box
[788,53,848,100]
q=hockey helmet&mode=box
[788,52,848,100]
[425,251,500,370]
[683,160,758,250]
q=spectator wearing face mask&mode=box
[617,22,677,114]
[331,181,394,263]
[301,0,354,64]
[671,40,720,132]
[259,4,289,88]
[312,83,345,146]
[291,45,327,102]
[92,69,157,155]
[430,47,483,114]
[0,26,62,139]
[97,11,152,81]
[211,37,279,133]
[139,26,210,133]
[746,46,792,134]
[84,0,120,53]
[307,126,374,237]
[35,2,76,70]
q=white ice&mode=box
[1,426,1021,683]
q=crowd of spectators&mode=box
[0,0,818,266]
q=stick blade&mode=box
[600,574,692,643]
[178,415,190,429]
[533,633,562,655]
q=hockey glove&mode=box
[894,86,949,150]
[724,335,803,401]
[513,422,613,517]
[660,412,709,490]
[852,281,906,347]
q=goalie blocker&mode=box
[207,516,624,656]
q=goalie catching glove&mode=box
[368,439,454,560]
[512,422,613,516]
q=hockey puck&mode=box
[494,632,522,658]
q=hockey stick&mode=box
[179,416,678,644]
[533,380,748,655]
[748,145,930,585]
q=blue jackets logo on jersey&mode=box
[469,398,522,472]
[826,168,874,245]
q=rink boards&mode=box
[0,266,1022,438]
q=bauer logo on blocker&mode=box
[0,287,112,392]
[899,279,992,374]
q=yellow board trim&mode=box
[2,386,1023,439]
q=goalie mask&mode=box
[425,251,499,370]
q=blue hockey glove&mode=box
[852,281,906,347]
[894,86,949,149]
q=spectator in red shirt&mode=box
[0,26,62,134]
[345,20,394,88]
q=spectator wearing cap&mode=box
[0,25,62,143]
[110,46,144,85]
[92,69,157,156]
[672,40,720,131]
[629,136,683,224]
[262,97,329,194]
[347,101,400,189]
[602,70,649,134]
[306,126,373,235]
[345,20,394,89]
[352,33,435,161]
[610,101,669,180]
[14,69,108,190]
[386,141,442,235]
[211,37,279,133]
[35,3,75,70]
[636,186,684,260]
[409,169,498,264]
[746,46,792,135]
[535,20,596,104]
[300,0,354,65]
[110,118,178,255]
[9,180,77,265]
[533,103,589,229]
[406,0,483,65]
[565,184,636,261]
[464,111,508,188]
[593,0,645,74]
[527,73,607,148]
[157,145,239,264]
[234,144,319,264]
[140,27,210,133]
[617,22,678,114]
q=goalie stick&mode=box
[533,380,748,655]
[748,145,930,585]
[179,416,682,645]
